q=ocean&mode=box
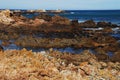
[2,10,120,53]
[56,10,120,25]
[23,10,120,25]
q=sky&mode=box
[0,0,120,10]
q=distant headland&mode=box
[0,9,64,13]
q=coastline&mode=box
[0,9,120,80]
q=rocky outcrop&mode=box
[97,21,118,27]
[51,15,70,25]
[0,10,14,24]
[111,50,120,62]
[102,27,113,33]
[97,22,111,27]
[29,18,46,26]
[35,14,52,21]
[0,46,119,80]
[79,20,96,27]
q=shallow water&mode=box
[0,39,93,53]
[111,34,120,39]
[0,40,115,57]
[0,32,119,55]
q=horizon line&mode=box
[0,8,120,11]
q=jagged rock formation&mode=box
[0,10,14,24]
[0,49,119,80]
[51,15,70,25]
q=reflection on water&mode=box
[0,41,91,53]
[0,42,116,57]
[0,32,119,55]
[53,47,83,53]
[3,44,22,50]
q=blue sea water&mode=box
[23,10,120,25]
[58,10,120,25]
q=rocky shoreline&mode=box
[0,10,119,58]
[0,10,120,79]
[0,49,119,80]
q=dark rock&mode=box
[71,19,79,26]
[51,15,70,25]
[111,50,120,62]
[0,45,4,51]
[97,22,111,27]
[94,47,110,61]
[79,20,96,27]
[34,13,52,21]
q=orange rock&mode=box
[79,62,88,67]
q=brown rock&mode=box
[33,18,45,25]
[99,62,107,68]
[80,50,97,60]
[51,15,70,25]
[102,27,113,33]
[35,14,52,21]
[111,51,120,62]
[97,22,111,27]
[0,10,14,24]
[79,20,96,27]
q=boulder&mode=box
[95,52,109,61]
[51,15,70,25]
[111,51,120,62]
[35,14,52,21]
[0,10,14,24]
[33,18,45,25]
[97,22,111,27]
[71,19,79,26]
[1,9,11,17]
[79,20,96,27]
[102,27,113,33]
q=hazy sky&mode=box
[0,0,119,10]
